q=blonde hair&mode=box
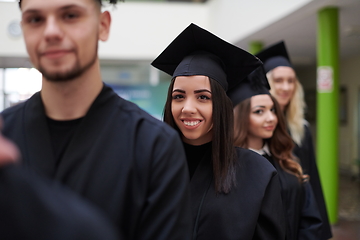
[266,70,306,146]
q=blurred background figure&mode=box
[229,66,323,239]
[256,41,332,240]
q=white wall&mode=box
[339,55,360,175]
[100,2,209,60]
[0,2,26,57]
[0,2,209,60]
[0,0,314,60]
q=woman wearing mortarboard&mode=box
[152,23,285,240]
[256,41,332,240]
[228,66,323,239]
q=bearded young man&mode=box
[1,0,192,239]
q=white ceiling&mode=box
[235,0,360,67]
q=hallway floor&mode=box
[331,174,360,240]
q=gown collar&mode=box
[249,143,271,156]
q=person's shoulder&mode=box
[235,146,267,163]
[1,92,40,118]
[111,93,177,137]
[302,120,314,138]
[235,146,276,173]
[235,146,263,158]
[1,100,27,117]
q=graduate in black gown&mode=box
[152,23,286,240]
[0,130,119,240]
[256,41,332,239]
[1,0,192,239]
[228,66,323,239]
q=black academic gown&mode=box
[293,124,332,239]
[0,164,119,240]
[261,152,323,240]
[1,84,192,240]
[184,143,286,240]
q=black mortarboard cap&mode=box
[227,65,270,106]
[256,41,292,73]
[151,23,262,91]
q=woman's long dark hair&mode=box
[233,94,307,182]
[163,77,237,194]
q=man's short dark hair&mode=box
[19,0,119,8]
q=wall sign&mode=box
[317,66,333,92]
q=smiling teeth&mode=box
[184,121,200,126]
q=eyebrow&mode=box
[172,89,212,94]
[194,89,211,94]
[173,89,211,93]
[22,4,85,15]
[252,105,266,109]
[172,89,185,94]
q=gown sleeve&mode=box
[0,165,120,240]
[135,130,192,240]
[298,181,323,240]
[253,171,286,240]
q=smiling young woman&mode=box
[229,66,323,240]
[170,75,214,146]
[247,94,278,148]
[152,23,286,240]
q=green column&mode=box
[317,7,339,224]
[249,41,263,55]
